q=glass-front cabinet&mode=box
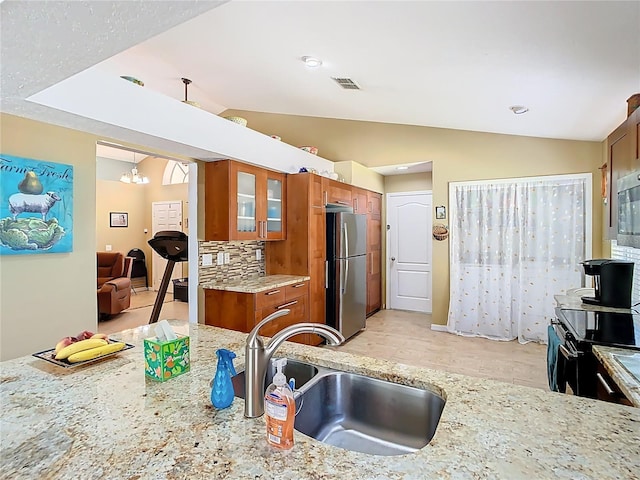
[265,176,284,238]
[205,160,286,241]
[237,171,257,235]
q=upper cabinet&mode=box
[604,94,640,240]
[323,178,352,206]
[604,122,629,239]
[352,187,368,214]
[367,190,382,219]
[205,160,286,241]
[629,104,640,170]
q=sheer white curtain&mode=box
[447,174,591,343]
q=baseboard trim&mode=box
[430,324,448,332]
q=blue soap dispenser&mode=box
[211,349,237,409]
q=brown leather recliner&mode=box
[97,252,133,317]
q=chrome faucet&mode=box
[244,309,345,418]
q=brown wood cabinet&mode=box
[352,187,368,214]
[323,177,352,206]
[629,105,640,169]
[596,361,633,407]
[267,173,326,345]
[204,281,310,344]
[267,173,383,327]
[604,122,631,239]
[366,190,383,315]
[205,160,286,241]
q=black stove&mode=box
[552,307,639,398]
[557,308,640,351]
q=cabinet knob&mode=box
[391,257,396,261]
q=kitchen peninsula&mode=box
[1,321,638,479]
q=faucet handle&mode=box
[246,309,291,347]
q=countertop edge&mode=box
[201,274,310,293]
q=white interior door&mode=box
[387,192,432,312]
[152,201,183,292]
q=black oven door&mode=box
[553,322,598,398]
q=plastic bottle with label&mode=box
[264,358,295,449]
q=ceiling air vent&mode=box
[332,77,361,90]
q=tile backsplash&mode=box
[199,240,265,283]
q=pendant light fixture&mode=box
[181,77,200,108]
[120,152,150,184]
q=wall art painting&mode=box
[0,154,73,255]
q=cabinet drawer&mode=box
[596,362,633,407]
[285,281,309,300]
[259,294,307,323]
[255,287,286,309]
[256,295,308,343]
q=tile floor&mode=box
[98,298,549,392]
[97,290,189,335]
[338,309,549,391]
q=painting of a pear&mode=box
[18,171,43,195]
[1,155,73,255]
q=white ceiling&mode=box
[1,1,639,166]
[97,1,640,142]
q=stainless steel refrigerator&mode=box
[326,211,367,340]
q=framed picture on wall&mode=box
[110,212,128,228]
[435,205,446,220]
[0,154,74,255]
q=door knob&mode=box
[391,257,396,261]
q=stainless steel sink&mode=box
[232,357,445,455]
[231,358,318,399]
[293,371,445,456]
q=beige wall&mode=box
[96,179,147,255]
[384,172,433,193]
[0,114,98,360]
[225,110,604,325]
[334,161,385,193]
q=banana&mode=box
[55,338,108,360]
[67,342,126,363]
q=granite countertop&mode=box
[2,321,639,479]
[554,293,637,313]
[201,274,310,293]
[592,345,640,408]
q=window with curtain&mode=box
[447,174,591,343]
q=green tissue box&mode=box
[144,334,190,381]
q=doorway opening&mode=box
[95,141,196,333]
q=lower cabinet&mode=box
[204,281,310,344]
[596,362,633,407]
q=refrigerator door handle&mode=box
[325,261,329,289]
[343,258,349,295]
[343,223,349,258]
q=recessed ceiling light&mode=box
[396,166,409,171]
[509,105,529,115]
[302,56,322,68]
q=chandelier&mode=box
[120,166,149,184]
[120,151,149,184]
